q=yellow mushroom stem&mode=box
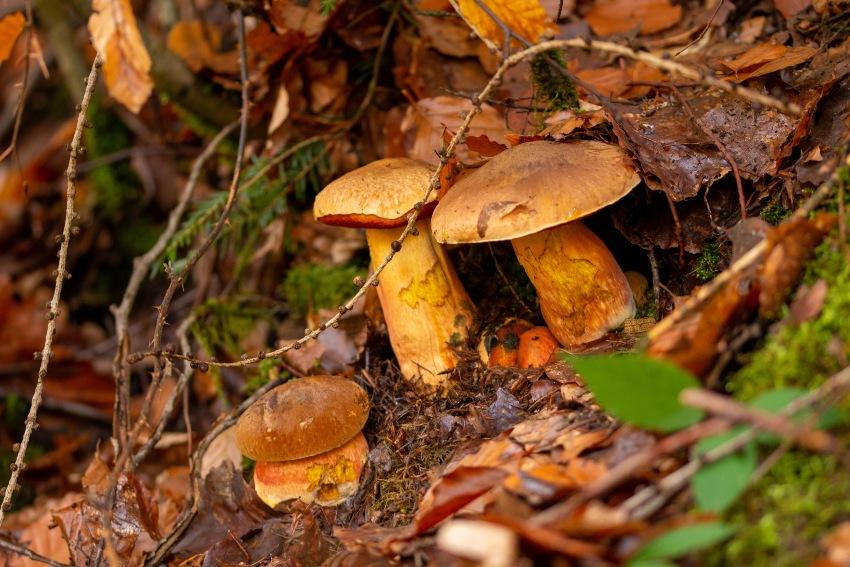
[511,222,635,346]
[366,219,475,387]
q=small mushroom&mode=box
[517,326,558,368]
[314,158,475,387]
[234,375,370,508]
[478,318,533,367]
[431,141,641,346]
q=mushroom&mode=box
[431,141,641,346]
[517,326,558,368]
[313,158,475,387]
[234,375,370,508]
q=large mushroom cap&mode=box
[235,375,369,462]
[314,158,435,228]
[431,141,640,244]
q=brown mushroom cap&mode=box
[235,375,369,462]
[431,141,640,244]
[314,158,435,228]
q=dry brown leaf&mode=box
[585,0,682,37]
[0,11,25,63]
[448,0,558,50]
[739,16,766,44]
[268,0,331,43]
[400,96,507,166]
[774,0,812,18]
[166,21,238,74]
[575,61,665,99]
[268,86,290,135]
[88,0,153,113]
[722,44,817,81]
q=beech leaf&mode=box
[88,0,154,113]
[0,12,25,63]
[448,0,558,51]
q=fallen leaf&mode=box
[405,466,509,537]
[822,522,850,566]
[465,134,508,157]
[774,0,813,18]
[613,93,799,201]
[88,0,154,113]
[166,20,238,74]
[448,0,558,50]
[738,16,766,43]
[0,12,25,63]
[268,0,331,43]
[304,57,349,113]
[437,519,519,566]
[722,44,817,82]
[4,493,80,567]
[585,0,682,37]
[400,96,507,166]
[481,513,603,558]
[759,213,837,318]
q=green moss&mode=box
[85,100,141,218]
[530,50,579,114]
[727,237,850,401]
[635,288,658,319]
[706,451,850,567]
[760,202,790,226]
[712,231,850,564]
[694,241,722,282]
[281,263,365,319]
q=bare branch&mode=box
[0,53,102,528]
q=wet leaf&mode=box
[585,0,682,37]
[448,0,558,51]
[0,12,25,63]
[773,0,813,18]
[88,0,154,113]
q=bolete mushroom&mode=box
[431,141,640,346]
[234,375,369,508]
[313,158,475,387]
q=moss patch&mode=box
[727,236,850,401]
[281,263,366,319]
[706,451,850,567]
[530,50,579,114]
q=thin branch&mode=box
[0,536,72,567]
[0,53,102,528]
[110,121,238,443]
[0,1,35,167]
[680,388,837,452]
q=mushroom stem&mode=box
[366,219,475,386]
[511,222,634,346]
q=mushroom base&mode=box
[253,432,368,508]
[366,219,475,387]
[511,222,635,346]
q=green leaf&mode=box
[748,388,840,443]
[631,522,736,562]
[565,354,704,432]
[692,430,756,512]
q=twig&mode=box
[649,154,847,340]
[131,315,197,466]
[680,388,837,452]
[648,248,661,320]
[0,1,35,169]
[674,0,724,57]
[97,11,252,564]
[110,122,237,443]
[0,53,102,527]
[0,536,72,567]
[621,364,850,520]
